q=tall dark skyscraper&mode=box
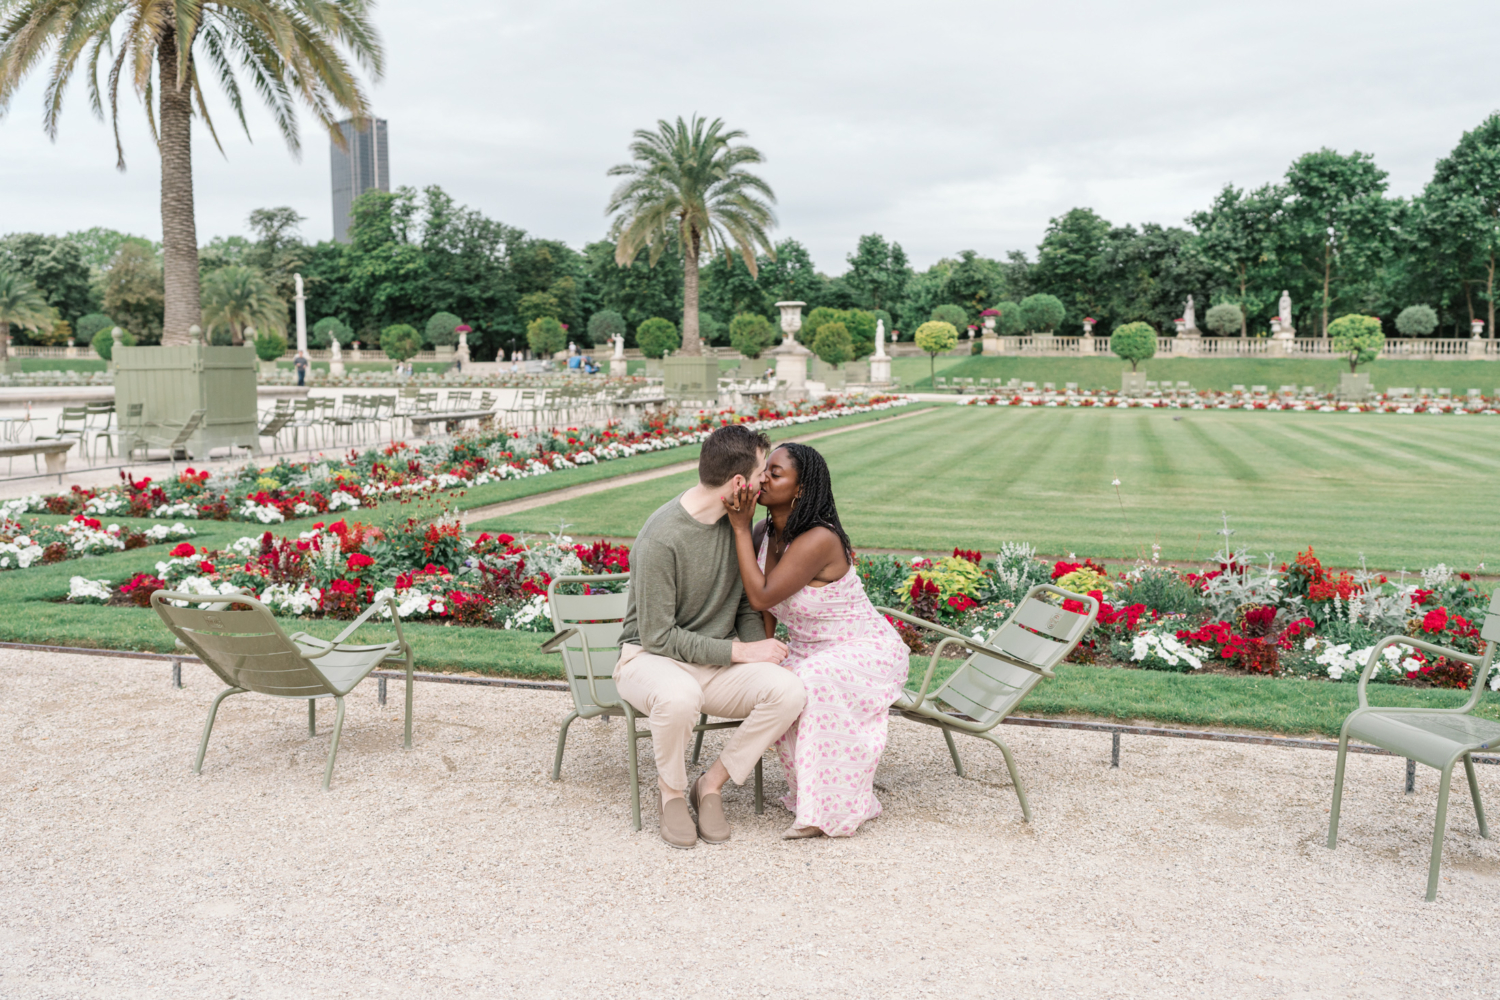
[330,117,389,242]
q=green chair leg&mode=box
[942,726,965,777]
[983,731,1032,823]
[308,698,316,736]
[194,686,246,774]
[754,758,764,815]
[1327,732,1351,849]
[1464,753,1489,839]
[624,706,643,832]
[403,651,414,750]
[1426,763,1456,901]
[553,710,579,781]
[690,713,707,766]
[322,696,347,791]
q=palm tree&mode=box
[0,0,383,346]
[606,115,776,356]
[0,271,54,371]
[201,265,285,344]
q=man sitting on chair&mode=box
[615,424,804,849]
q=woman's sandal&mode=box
[782,824,825,840]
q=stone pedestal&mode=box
[1080,335,1096,355]
[329,340,345,377]
[770,340,810,389]
[1469,336,1486,359]
[456,329,471,366]
[869,356,891,383]
[1268,331,1295,358]
[350,343,363,361]
[610,357,629,377]
[1175,332,1201,356]
[982,332,1000,356]
[664,354,721,398]
[1121,371,1147,397]
[65,344,78,359]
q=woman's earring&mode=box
[791,491,800,511]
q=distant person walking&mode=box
[294,351,308,386]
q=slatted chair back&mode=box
[929,585,1099,729]
[447,390,472,411]
[544,574,631,715]
[152,593,335,699]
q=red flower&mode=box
[346,553,375,570]
[1051,560,1081,580]
[1411,589,1435,606]
[1422,607,1449,633]
[329,578,359,595]
[395,572,413,589]
[952,548,982,564]
[328,520,349,536]
[198,561,216,575]
[170,542,197,558]
[947,594,978,612]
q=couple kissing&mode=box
[614,424,910,848]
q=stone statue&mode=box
[1279,290,1292,329]
[568,341,577,356]
[330,336,342,361]
[1183,294,1198,331]
[611,332,625,359]
[874,319,887,359]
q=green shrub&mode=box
[425,311,462,347]
[526,316,567,358]
[1019,293,1065,333]
[75,313,113,344]
[699,313,726,346]
[991,301,1024,336]
[914,320,960,382]
[588,309,626,346]
[798,306,845,347]
[729,313,777,359]
[90,326,135,360]
[380,323,423,362]
[1206,303,1243,337]
[518,291,560,326]
[1110,321,1157,371]
[1328,314,1384,372]
[1114,566,1205,616]
[930,304,968,330]
[1395,304,1438,337]
[310,315,351,348]
[254,328,288,362]
[636,317,680,359]
[812,322,852,368]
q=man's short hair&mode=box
[699,424,771,487]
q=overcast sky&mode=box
[2,0,1497,273]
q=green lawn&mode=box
[909,355,1500,394]
[479,405,1497,570]
[17,358,108,372]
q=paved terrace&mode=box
[2,649,1496,997]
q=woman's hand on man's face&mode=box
[720,484,759,530]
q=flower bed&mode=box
[1,394,908,524]
[1,515,196,570]
[963,388,1500,415]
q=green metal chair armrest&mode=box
[877,606,1056,678]
[540,627,579,654]
[289,597,406,661]
[1355,634,1493,712]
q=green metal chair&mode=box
[1327,592,1499,901]
[151,591,415,789]
[877,584,1101,822]
[544,574,763,830]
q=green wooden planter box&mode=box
[664,355,721,398]
[810,357,847,390]
[115,344,260,458]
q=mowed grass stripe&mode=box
[486,407,1500,569]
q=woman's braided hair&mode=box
[767,443,853,559]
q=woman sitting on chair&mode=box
[721,443,909,839]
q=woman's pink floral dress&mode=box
[759,537,910,837]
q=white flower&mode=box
[260,582,321,615]
[237,500,285,524]
[152,502,199,518]
[143,522,197,542]
[227,535,262,558]
[327,490,361,511]
[67,576,112,603]
[1111,479,1121,486]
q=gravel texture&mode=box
[2,648,1498,999]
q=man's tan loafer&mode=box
[658,791,697,849]
[690,775,731,844]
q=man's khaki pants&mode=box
[614,644,805,793]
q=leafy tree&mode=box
[254,328,288,362]
[1019,293,1065,333]
[811,322,852,368]
[1110,321,1157,371]
[0,271,54,361]
[76,313,114,344]
[1031,208,1112,330]
[91,325,135,360]
[64,228,154,271]
[700,250,770,324]
[527,316,567,358]
[1328,314,1384,372]
[1396,304,1438,337]
[607,115,777,356]
[583,240,682,346]
[800,307,845,347]
[310,316,352,348]
[1281,149,1392,338]
[244,207,307,303]
[1097,223,1210,334]
[913,320,959,383]
[100,243,164,343]
[698,313,726,346]
[0,0,383,345]
[201,265,286,346]
[635,316,680,359]
[728,312,777,359]
[1425,114,1500,338]
[844,233,912,313]
[588,309,627,347]
[380,323,422,363]
[1205,303,1243,337]
[198,235,255,277]
[1190,184,1283,336]
[898,266,949,333]
[425,311,463,347]
[990,300,1024,335]
[0,234,95,330]
[946,250,1005,319]
[930,303,968,331]
[757,238,825,307]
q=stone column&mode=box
[870,318,892,383]
[294,273,308,354]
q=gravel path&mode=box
[2,648,1497,999]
